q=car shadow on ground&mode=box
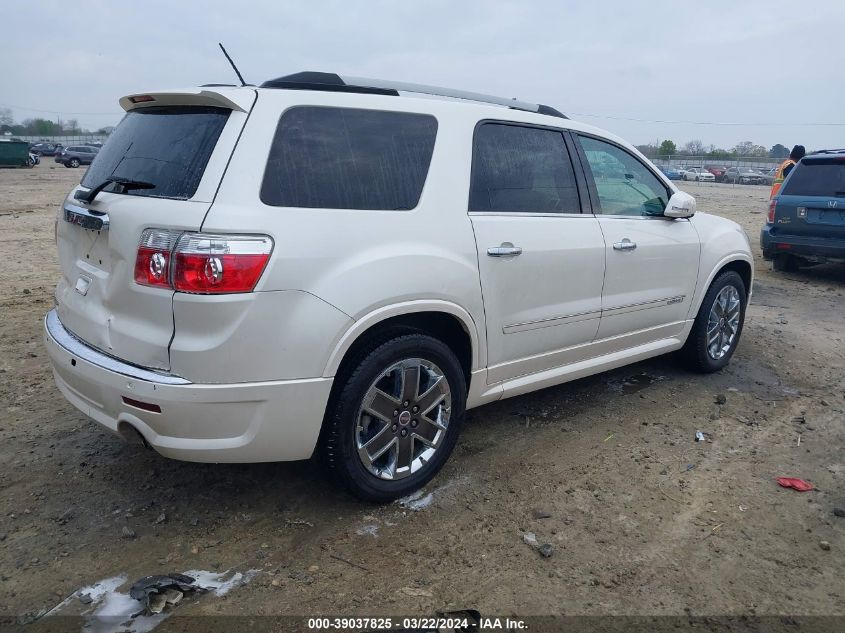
[767,261,845,285]
[72,349,757,521]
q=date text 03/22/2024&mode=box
[306,616,527,629]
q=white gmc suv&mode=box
[44,73,753,501]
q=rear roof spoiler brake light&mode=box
[119,89,252,113]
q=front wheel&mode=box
[680,270,747,373]
[69,158,80,168]
[320,333,466,502]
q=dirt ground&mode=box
[0,164,843,627]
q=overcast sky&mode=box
[3,0,843,150]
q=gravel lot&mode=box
[1,165,843,626]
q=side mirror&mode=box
[664,191,696,218]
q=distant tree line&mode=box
[635,138,793,160]
[0,107,113,137]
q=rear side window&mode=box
[82,106,230,199]
[261,107,438,210]
[470,123,579,213]
[782,159,845,197]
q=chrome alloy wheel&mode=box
[707,285,741,360]
[355,358,451,480]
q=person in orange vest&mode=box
[770,145,806,198]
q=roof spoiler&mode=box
[119,88,252,113]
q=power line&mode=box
[569,112,845,127]
[0,102,119,117]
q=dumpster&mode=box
[0,140,34,167]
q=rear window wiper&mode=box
[74,177,156,203]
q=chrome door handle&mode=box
[612,239,637,251]
[487,244,523,257]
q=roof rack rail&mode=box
[259,72,567,119]
[811,148,845,154]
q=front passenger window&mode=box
[579,136,669,217]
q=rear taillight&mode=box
[134,230,273,294]
[767,199,777,224]
[134,229,179,288]
[172,233,273,293]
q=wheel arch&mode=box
[323,300,482,387]
[690,254,753,317]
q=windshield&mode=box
[82,106,230,199]
[782,160,845,197]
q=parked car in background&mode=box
[658,165,683,180]
[724,167,764,185]
[55,145,99,168]
[762,149,845,272]
[29,142,60,156]
[676,166,688,179]
[759,167,777,185]
[683,167,715,182]
[705,165,727,182]
[44,73,753,501]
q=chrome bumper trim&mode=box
[45,309,190,385]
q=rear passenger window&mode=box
[261,107,437,210]
[470,123,579,213]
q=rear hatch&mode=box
[773,155,845,240]
[54,88,256,371]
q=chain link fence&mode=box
[14,134,109,145]
[646,154,784,170]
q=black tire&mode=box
[680,270,747,373]
[69,158,80,168]
[772,253,799,272]
[320,333,466,502]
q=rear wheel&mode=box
[772,253,799,272]
[69,158,80,168]
[680,270,746,373]
[320,333,466,502]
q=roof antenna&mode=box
[218,43,247,86]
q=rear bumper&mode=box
[760,226,845,262]
[44,309,332,463]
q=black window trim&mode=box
[259,104,439,212]
[571,131,674,220]
[467,119,588,217]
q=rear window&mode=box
[82,106,230,199]
[782,159,845,197]
[260,106,438,210]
